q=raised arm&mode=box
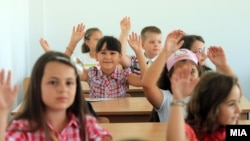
[142,30,185,109]
[118,16,132,68]
[39,38,52,52]
[207,46,234,76]
[65,23,85,56]
[167,66,199,141]
[127,32,147,86]
[0,69,18,141]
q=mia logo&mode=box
[226,125,250,141]
[230,129,247,136]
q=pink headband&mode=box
[166,49,198,71]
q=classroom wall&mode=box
[25,0,250,100]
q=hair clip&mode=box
[84,33,89,40]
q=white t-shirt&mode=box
[155,89,190,122]
[77,53,99,69]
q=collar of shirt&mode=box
[46,113,80,133]
[144,53,158,64]
[96,66,121,80]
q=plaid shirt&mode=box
[88,66,131,98]
[5,114,111,141]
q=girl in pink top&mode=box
[0,51,112,141]
[167,61,241,140]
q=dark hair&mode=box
[141,26,161,41]
[11,51,88,140]
[157,60,201,92]
[96,36,121,53]
[186,72,241,140]
[81,28,102,53]
[179,35,212,72]
[179,35,205,50]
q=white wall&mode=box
[27,0,250,99]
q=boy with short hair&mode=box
[120,25,163,75]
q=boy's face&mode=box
[142,32,162,59]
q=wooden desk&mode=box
[101,122,167,141]
[81,81,144,97]
[91,97,152,123]
[239,96,250,120]
[12,96,250,122]
[11,97,152,123]
[128,85,144,97]
[101,120,250,141]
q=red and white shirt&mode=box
[5,114,111,141]
[185,123,225,141]
[88,66,131,98]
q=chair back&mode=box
[23,77,30,95]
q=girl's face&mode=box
[172,60,199,81]
[217,85,242,125]
[190,40,207,66]
[96,43,121,74]
[41,61,76,112]
[86,31,103,52]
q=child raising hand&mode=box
[0,52,112,141]
[167,68,241,140]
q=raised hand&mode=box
[170,65,199,100]
[127,32,142,52]
[207,46,227,67]
[120,16,131,34]
[163,29,185,53]
[0,69,18,112]
[39,38,51,52]
[70,23,85,44]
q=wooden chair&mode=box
[125,93,131,97]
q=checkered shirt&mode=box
[88,66,131,98]
[5,114,111,141]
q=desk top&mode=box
[91,97,152,115]
[101,122,166,141]
[11,96,250,116]
[101,120,250,141]
[11,97,152,116]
